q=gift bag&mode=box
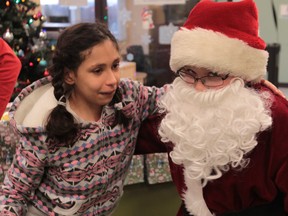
[145,153,172,184]
[124,155,145,185]
[0,119,19,184]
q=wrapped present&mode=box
[145,153,172,184]
[0,119,19,184]
[124,155,145,185]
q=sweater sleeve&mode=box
[119,79,169,120]
[135,80,169,121]
[0,38,21,117]
[0,132,47,216]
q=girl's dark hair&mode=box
[46,21,125,146]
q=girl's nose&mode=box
[106,69,118,85]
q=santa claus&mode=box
[138,0,288,216]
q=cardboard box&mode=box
[136,72,147,84]
[0,120,19,184]
[145,153,172,184]
[124,155,145,185]
[120,61,136,80]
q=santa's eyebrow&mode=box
[208,72,219,76]
[182,67,197,75]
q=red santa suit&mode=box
[0,38,21,117]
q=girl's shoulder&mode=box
[118,78,144,96]
[119,78,141,89]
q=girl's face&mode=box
[65,39,121,115]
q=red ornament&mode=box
[37,12,42,18]
[33,14,38,20]
[44,69,49,76]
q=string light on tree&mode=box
[17,49,24,57]
[43,68,49,76]
[39,29,47,40]
[39,58,47,67]
[2,29,14,43]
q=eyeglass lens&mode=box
[178,70,227,87]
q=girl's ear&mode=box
[64,68,75,85]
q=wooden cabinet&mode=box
[120,61,147,84]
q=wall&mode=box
[271,0,288,84]
[255,0,288,84]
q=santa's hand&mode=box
[261,79,286,99]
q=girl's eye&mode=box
[93,68,102,73]
[112,62,120,70]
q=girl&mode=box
[0,22,166,216]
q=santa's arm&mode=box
[275,161,288,215]
[269,91,288,215]
[135,114,168,154]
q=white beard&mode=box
[159,77,272,186]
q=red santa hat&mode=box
[169,0,268,83]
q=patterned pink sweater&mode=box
[0,76,166,216]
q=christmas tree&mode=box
[0,0,53,101]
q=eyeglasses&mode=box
[176,67,229,87]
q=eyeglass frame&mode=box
[176,67,230,87]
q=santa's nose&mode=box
[194,80,207,91]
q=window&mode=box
[40,0,95,26]
[107,0,126,41]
